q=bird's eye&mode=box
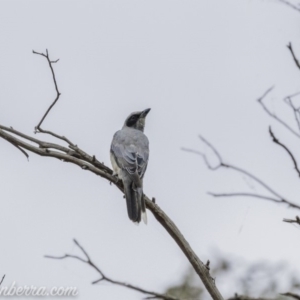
[126,115,139,127]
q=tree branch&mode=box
[281,293,300,300]
[287,42,300,69]
[278,0,300,13]
[0,275,5,286]
[46,239,180,300]
[0,51,224,300]
[0,124,223,299]
[208,192,284,205]
[283,92,300,132]
[257,87,300,139]
[182,134,300,210]
[269,127,300,177]
[228,294,276,300]
[283,216,300,225]
[32,49,74,146]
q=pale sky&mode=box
[0,0,300,299]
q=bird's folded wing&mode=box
[111,137,149,178]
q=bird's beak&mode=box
[140,108,151,118]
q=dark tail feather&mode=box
[140,192,147,224]
[124,181,142,223]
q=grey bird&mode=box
[110,108,151,224]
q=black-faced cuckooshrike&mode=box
[110,108,150,224]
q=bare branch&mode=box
[0,124,111,173]
[269,127,300,177]
[4,138,29,161]
[181,147,221,170]
[46,239,180,300]
[287,42,300,69]
[33,49,74,146]
[0,126,224,299]
[183,135,300,210]
[257,87,300,139]
[228,294,275,300]
[278,0,300,13]
[0,54,224,300]
[281,292,300,300]
[283,216,300,225]
[14,144,29,160]
[208,192,284,204]
[0,275,5,286]
[283,92,300,131]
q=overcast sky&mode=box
[0,0,300,299]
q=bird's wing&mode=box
[111,130,149,179]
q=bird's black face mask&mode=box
[126,114,140,127]
[125,108,151,132]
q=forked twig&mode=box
[45,239,180,300]
[32,49,74,146]
[257,87,300,139]
[182,131,300,210]
[283,92,300,131]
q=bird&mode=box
[110,108,151,224]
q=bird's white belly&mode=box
[110,152,123,179]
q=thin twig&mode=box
[182,133,300,210]
[14,144,29,160]
[278,0,300,13]
[0,275,5,286]
[208,192,283,204]
[257,87,300,139]
[283,216,300,225]
[283,92,300,131]
[287,42,300,69]
[33,49,74,146]
[269,127,300,177]
[4,138,29,161]
[46,239,180,300]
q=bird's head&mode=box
[123,108,151,132]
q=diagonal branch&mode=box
[0,127,223,299]
[281,292,300,300]
[0,275,5,286]
[269,127,300,177]
[0,52,224,300]
[4,137,29,161]
[287,42,300,69]
[46,239,180,300]
[277,0,300,13]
